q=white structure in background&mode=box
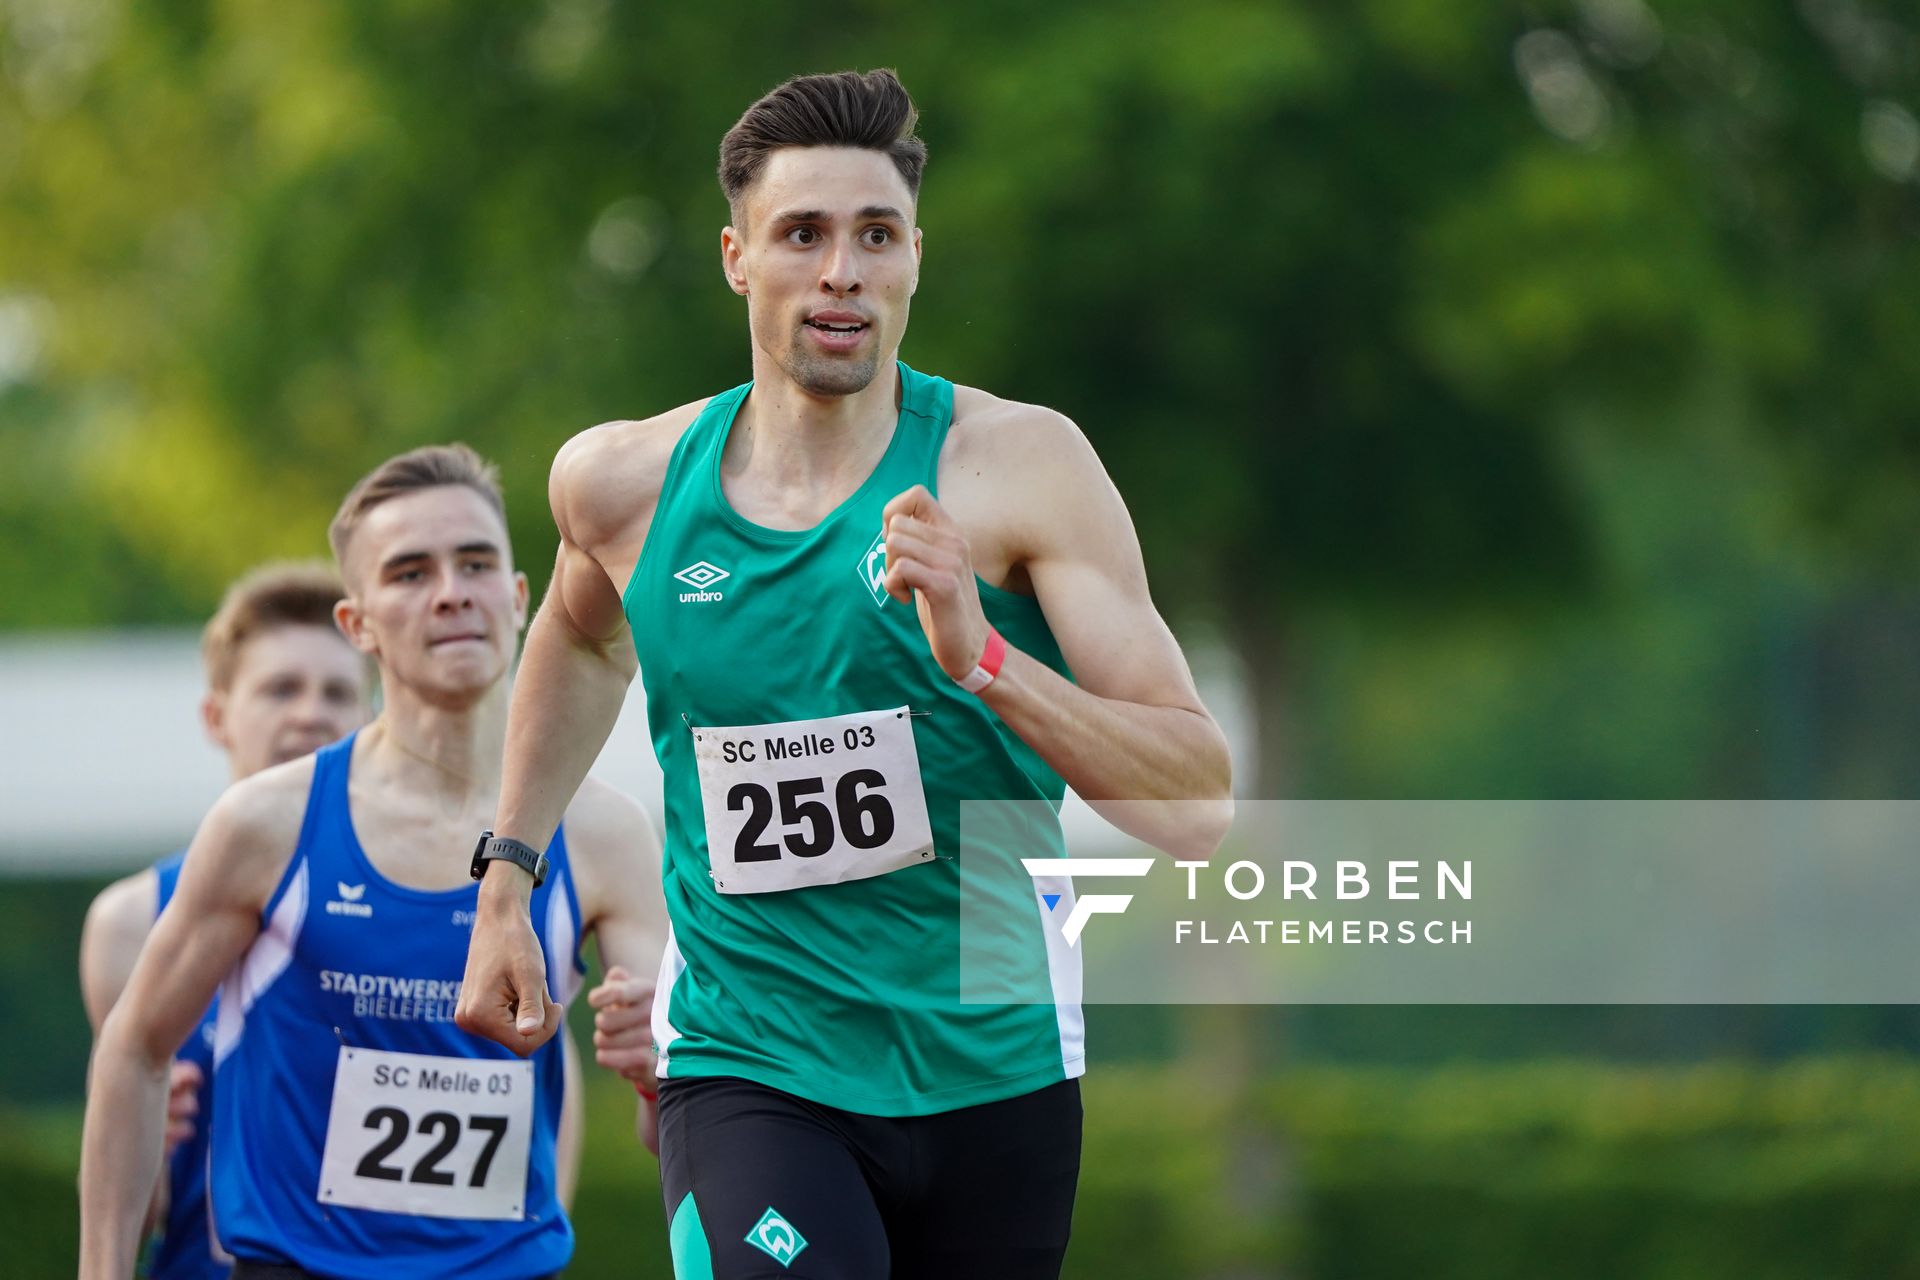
[0,631,1252,874]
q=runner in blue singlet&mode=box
[79,447,667,1280]
[80,563,370,1280]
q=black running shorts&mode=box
[657,1074,1082,1279]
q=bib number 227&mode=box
[318,1048,534,1221]
[354,1107,510,1187]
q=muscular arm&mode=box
[886,403,1234,858]
[463,437,647,1051]
[461,411,685,1055]
[80,766,306,1280]
[483,421,663,894]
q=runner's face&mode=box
[206,625,370,779]
[725,147,922,397]
[338,486,528,704]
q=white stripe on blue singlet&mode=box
[214,858,310,1067]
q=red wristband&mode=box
[957,627,1006,694]
[634,1081,658,1103]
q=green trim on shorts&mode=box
[670,1191,715,1280]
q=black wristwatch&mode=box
[470,831,549,888]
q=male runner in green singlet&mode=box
[458,69,1233,1278]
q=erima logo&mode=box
[1023,858,1155,946]
[745,1207,808,1268]
[674,560,729,603]
[326,882,373,918]
[857,533,888,606]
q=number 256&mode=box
[729,770,894,862]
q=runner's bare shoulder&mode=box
[186,754,322,915]
[550,400,712,552]
[562,775,661,876]
[941,385,1101,564]
[945,384,1092,476]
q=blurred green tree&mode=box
[4,1,1913,796]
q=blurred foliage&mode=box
[2,1,1917,794]
[12,1060,1920,1277]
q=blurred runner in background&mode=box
[80,562,371,1280]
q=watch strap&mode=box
[470,831,549,888]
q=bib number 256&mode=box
[728,768,895,862]
[695,706,936,895]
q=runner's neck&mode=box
[358,682,509,805]
[729,358,902,494]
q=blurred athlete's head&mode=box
[200,562,371,780]
[328,444,528,709]
[719,68,926,398]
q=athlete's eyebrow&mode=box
[377,542,500,575]
[379,550,432,576]
[769,206,909,227]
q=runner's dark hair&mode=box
[719,69,926,216]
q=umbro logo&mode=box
[675,560,729,603]
[326,882,374,918]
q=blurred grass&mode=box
[15,1056,1920,1277]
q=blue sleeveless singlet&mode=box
[208,733,584,1279]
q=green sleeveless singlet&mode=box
[623,362,1083,1116]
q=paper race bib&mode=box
[693,706,936,894]
[317,1047,533,1221]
